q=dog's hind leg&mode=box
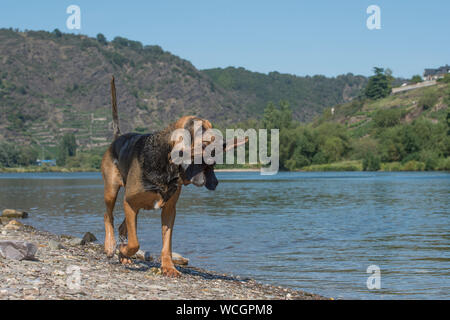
[101,150,123,258]
[103,182,120,258]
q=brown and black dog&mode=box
[101,77,244,277]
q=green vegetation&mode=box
[56,133,77,166]
[364,67,392,100]
[418,91,438,110]
[0,143,38,167]
[202,67,367,121]
[96,33,107,45]
[0,28,448,173]
[231,76,449,172]
[410,75,423,84]
[362,152,381,171]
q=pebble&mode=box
[68,238,83,246]
[80,232,97,245]
[48,240,65,250]
[0,223,328,300]
[2,209,28,219]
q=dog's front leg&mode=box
[160,187,181,277]
[118,199,140,264]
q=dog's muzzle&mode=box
[182,164,218,190]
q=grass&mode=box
[301,160,363,172]
[0,166,98,173]
[301,158,450,172]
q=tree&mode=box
[96,33,107,45]
[364,67,392,100]
[56,133,77,166]
[410,75,423,84]
[52,28,62,38]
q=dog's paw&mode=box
[118,252,133,265]
[104,242,116,258]
[161,266,181,278]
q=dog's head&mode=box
[170,116,246,191]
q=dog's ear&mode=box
[223,137,249,152]
[204,166,218,190]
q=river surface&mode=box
[0,171,448,299]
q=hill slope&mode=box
[0,28,366,151]
[201,67,367,122]
[297,81,450,171]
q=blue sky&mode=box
[0,0,448,78]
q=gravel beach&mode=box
[0,219,327,300]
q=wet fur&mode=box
[101,116,216,277]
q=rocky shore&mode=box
[0,218,327,300]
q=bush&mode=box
[401,160,425,171]
[437,74,450,84]
[362,152,381,171]
[381,162,402,171]
[418,91,438,110]
[0,143,38,167]
[96,33,107,45]
[436,157,450,170]
[373,108,403,127]
[410,75,423,84]
[419,151,440,170]
[52,28,62,38]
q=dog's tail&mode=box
[111,76,121,140]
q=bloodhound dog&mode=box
[101,77,244,277]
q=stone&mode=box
[135,250,153,261]
[0,217,12,225]
[48,239,64,250]
[172,252,189,265]
[80,232,97,245]
[3,219,24,230]
[2,209,28,219]
[68,237,83,246]
[0,240,37,260]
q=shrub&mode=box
[373,108,403,127]
[52,28,62,38]
[419,151,440,170]
[410,75,423,83]
[96,33,107,45]
[381,162,402,171]
[437,74,450,84]
[362,152,381,171]
[401,160,425,171]
[418,91,438,110]
[436,157,450,170]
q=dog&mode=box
[101,77,245,277]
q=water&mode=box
[0,171,448,299]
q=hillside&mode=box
[0,28,246,152]
[201,67,367,121]
[315,82,448,137]
[298,81,450,171]
[0,28,366,153]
